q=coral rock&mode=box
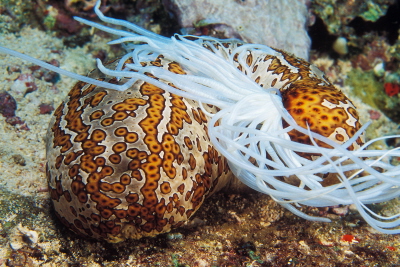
[163,0,311,59]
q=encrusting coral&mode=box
[0,0,399,242]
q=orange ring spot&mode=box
[101,118,114,127]
[95,157,106,166]
[91,129,107,142]
[126,193,139,203]
[68,164,80,178]
[126,148,139,159]
[120,174,131,185]
[87,145,106,156]
[160,182,171,194]
[114,127,128,136]
[86,182,99,193]
[100,182,112,192]
[114,209,127,219]
[74,132,89,142]
[112,111,128,121]
[101,166,114,177]
[112,142,127,153]
[124,98,147,105]
[80,161,97,173]
[125,132,138,143]
[112,182,125,193]
[89,110,105,121]
[109,154,121,164]
[78,191,88,203]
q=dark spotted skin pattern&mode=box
[47,38,364,242]
[46,59,232,242]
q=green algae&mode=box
[345,69,384,109]
[346,68,400,123]
[43,14,57,30]
[360,2,385,22]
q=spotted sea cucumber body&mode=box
[46,59,232,242]
[46,38,363,242]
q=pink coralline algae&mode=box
[367,109,382,120]
[0,91,26,128]
[39,104,55,115]
[0,91,17,118]
[163,0,311,59]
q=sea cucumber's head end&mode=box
[281,83,364,155]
